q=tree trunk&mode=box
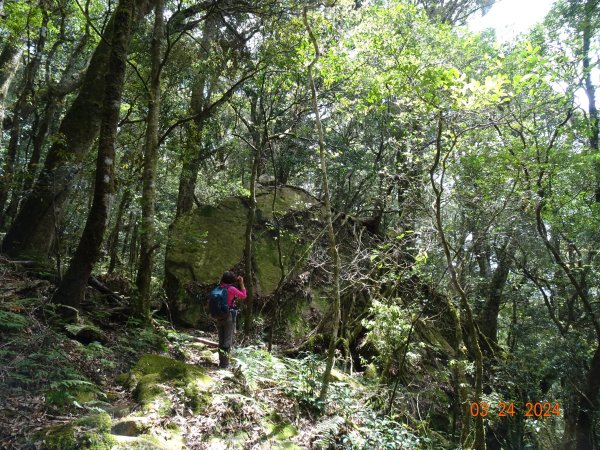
[1,0,153,260]
[108,189,131,273]
[3,47,86,227]
[51,0,137,314]
[430,116,485,449]
[0,41,22,136]
[243,141,259,335]
[477,238,515,345]
[581,0,600,202]
[129,220,139,275]
[302,7,342,402]
[0,12,48,220]
[176,146,204,217]
[562,343,600,449]
[174,14,218,218]
[135,0,163,321]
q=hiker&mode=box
[213,271,246,369]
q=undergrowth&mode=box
[1,265,440,449]
[234,346,426,449]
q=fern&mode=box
[0,310,29,331]
[49,379,97,391]
[64,323,87,335]
[313,415,345,449]
[235,346,289,392]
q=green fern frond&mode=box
[313,415,345,449]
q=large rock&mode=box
[127,354,215,414]
[164,186,319,326]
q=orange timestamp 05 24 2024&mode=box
[469,402,561,418]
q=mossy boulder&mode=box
[164,186,318,326]
[65,323,108,345]
[34,412,114,450]
[128,354,214,414]
[111,417,150,436]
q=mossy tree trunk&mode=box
[302,7,342,402]
[0,0,154,261]
[135,0,164,321]
[51,0,139,314]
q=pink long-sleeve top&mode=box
[220,283,247,308]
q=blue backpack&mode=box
[208,285,229,319]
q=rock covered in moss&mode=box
[164,186,318,326]
[64,322,108,345]
[111,417,150,436]
[34,412,114,450]
[127,354,214,414]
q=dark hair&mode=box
[221,271,237,284]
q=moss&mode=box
[36,413,114,450]
[262,414,300,449]
[165,187,319,325]
[110,435,164,449]
[115,372,129,386]
[79,431,116,450]
[130,354,214,414]
[363,363,379,382]
[168,197,247,283]
[199,349,217,364]
[255,187,317,220]
[75,390,97,403]
[266,422,298,440]
[310,289,329,315]
[134,373,165,406]
[75,412,112,432]
[132,354,176,375]
[329,369,362,390]
[35,424,75,450]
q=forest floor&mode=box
[0,260,424,449]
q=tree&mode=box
[302,6,342,402]
[51,0,147,315]
[135,0,164,321]
[1,0,154,260]
[0,9,49,222]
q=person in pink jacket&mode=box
[216,271,247,368]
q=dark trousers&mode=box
[216,310,236,366]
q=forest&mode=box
[0,0,599,448]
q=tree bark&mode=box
[302,7,342,402]
[51,0,138,314]
[108,189,131,273]
[1,0,154,260]
[174,13,218,218]
[135,0,164,321]
[477,238,515,345]
[0,41,22,136]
